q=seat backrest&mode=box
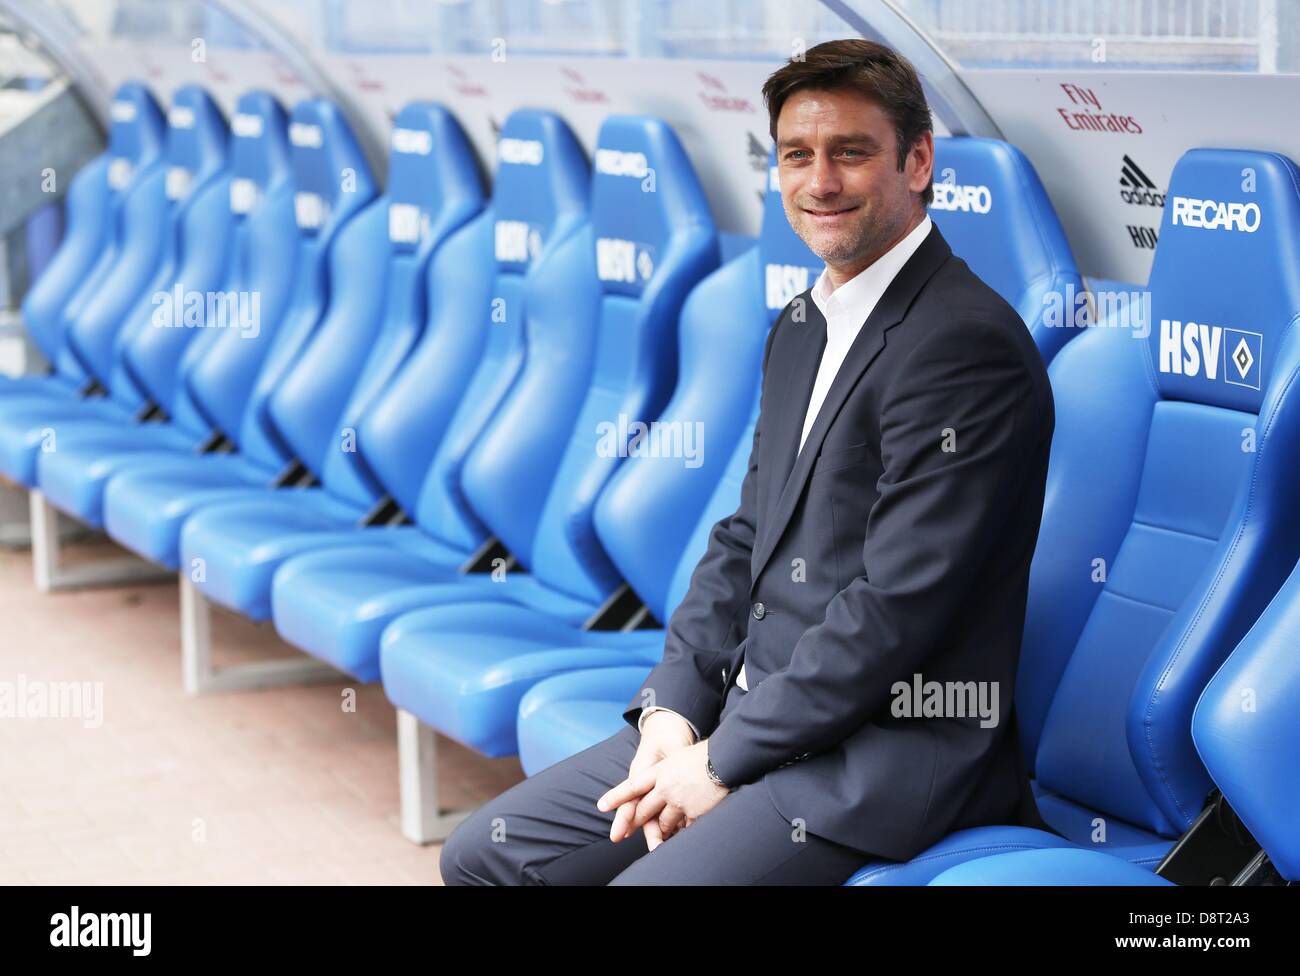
[1023,148,1300,838]
[595,149,822,619]
[930,136,1083,363]
[1192,560,1300,881]
[171,92,294,444]
[461,115,718,606]
[47,82,166,386]
[362,110,590,535]
[147,90,294,438]
[21,157,107,376]
[113,85,233,424]
[184,96,375,472]
[19,83,167,376]
[267,102,484,505]
[65,85,227,405]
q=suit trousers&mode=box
[439,681,872,885]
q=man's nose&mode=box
[806,156,842,197]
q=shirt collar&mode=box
[810,214,933,321]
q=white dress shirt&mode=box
[639,215,934,741]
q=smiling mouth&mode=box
[803,205,859,218]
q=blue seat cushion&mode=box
[516,665,655,775]
[177,491,375,618]
[929,847,1174,886]
[0,374,83,399]
[36,425,202,525]
[0,395,138,485]
[101,454,276,568]
[845,784,1172,885]
[378,602,662,757]
[1032,789,1172,867]
[271,540,595,682]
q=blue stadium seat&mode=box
[161,103,484,619]
[848,148,1300,884]
[929,136,1083,363]
[511,139,1086,774]
[378,147,810,760]
[4,82,165,401]
[271,115,717,689]
[34,93,298,526]
[0,83,177,466]
[98,97,375,567]
[0,86,226,488]
[935,462,1300,886]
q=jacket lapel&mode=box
[763,298,826,507]
[751,225,953,582]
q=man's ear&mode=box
[908,131,934,196]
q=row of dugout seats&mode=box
[4,79,1296,885]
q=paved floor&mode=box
[0,530,525,885]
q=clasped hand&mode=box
[595,712,730,851]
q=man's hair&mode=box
[762,39,934,206]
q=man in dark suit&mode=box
[440,38,1054,885]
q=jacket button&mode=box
[752,602,766,620]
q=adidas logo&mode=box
[1119,154,1166,207]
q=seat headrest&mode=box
[491,109,589,275]
[760,149,824,323]
[106,82,165,190]
[589,114,712,297]
[163,85,228,202]
[227,89,290,217]
[386,101,483,254]
[1147,148,1300,413]
[928,136,1080,320]
[286,97,375,236]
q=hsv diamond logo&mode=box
[1158,319,1262,390]
[765,265,812,309]
[1225,329,1262,388]
[495,220,542,263]
[597,237,655,284]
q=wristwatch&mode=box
[705,756,731,790]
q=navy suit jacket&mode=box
[624,224,1056,860]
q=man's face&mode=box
[776,87,931,276]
